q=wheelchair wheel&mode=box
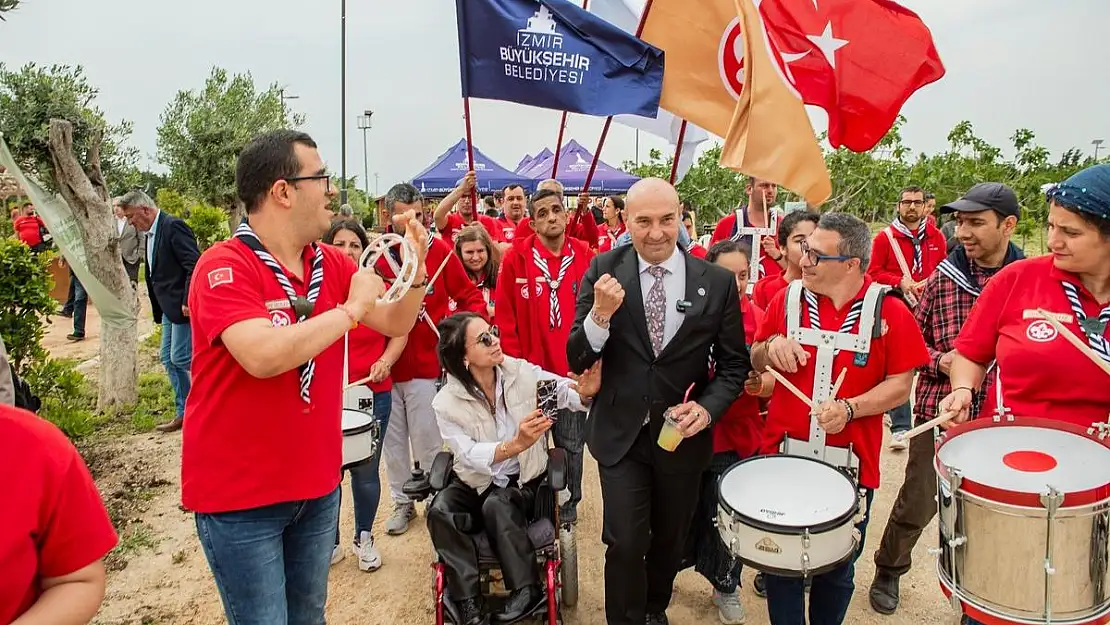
[558,526,579,608]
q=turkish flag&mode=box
[759,0,946,152]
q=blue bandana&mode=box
[1046,164,1110,220]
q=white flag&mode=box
[590,0,710,184]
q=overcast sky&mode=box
[2,0,1107,195]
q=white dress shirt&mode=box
[116,216,126,236]
[583,246,687,353]
[146,209,161,270]
[438,363,588,488]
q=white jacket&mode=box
[432,356,586,494]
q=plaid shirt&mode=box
[913,262,1001,421]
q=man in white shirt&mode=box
[567,178,751,625]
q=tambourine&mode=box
[358,233,418,305]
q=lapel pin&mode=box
[697,287,706,297]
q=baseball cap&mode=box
[940,182,1020,219]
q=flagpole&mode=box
[463,96,478,210]
[551,0,588,180]
[552,112,568,178]
[668,120,689,184]
[584,0,656,193]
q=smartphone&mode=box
[536,380,559,422]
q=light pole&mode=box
[374,173,379,196]
[1094,139,1105,162]
[339,0,349,205]
[357,110,373,204]
[279,88,299,116]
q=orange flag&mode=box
[719,0,831,206]
[638,0,739,138]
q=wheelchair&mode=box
[403,447,579,625]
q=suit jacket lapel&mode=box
[151,212,166,268]
[614,248,653,359]
[659,254,709,359]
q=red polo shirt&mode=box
[868,223,947,285]
[0,405,118,624]
[496,216,524,242]
[753,272,789,310]
[709,210,782,278]
[183,239,356,513]
[955,255,1110,428]
[440,213,504,243]
[13,215,46,247]
[346,324,392,394]
[714,297,764,458]
[597,223,625,253]
[756,278,929,489]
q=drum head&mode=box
[937,418,1110,507]
[719,455,858,533]
[342,408,375,435]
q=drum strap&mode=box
[783,281,886,469]
[729,207,778,284]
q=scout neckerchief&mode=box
[804,288,866,364]
[1061,281,1110,365]
[889,218,927,275]
[935,243,1025,297]
[234,222,324,403]
[532,242,574,328]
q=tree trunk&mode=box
[227,202,245,235]
[47,119,138,408]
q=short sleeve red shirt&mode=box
[13,215,45,247]
[182,239,357,514]
[345,325,392,394]
[440,213,504,243]
[955,255,1110,427]
[0,406,118,624]
[755,278,929,489]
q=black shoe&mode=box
[560,504,578,525]
[66,333,85,342]
[869,570,900,615]
[753,572,766,598]
[493,585,545,624]
[645,612,669,625]
[455,596,489,625]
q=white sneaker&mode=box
[385,502,416,535]
[353,531,382,572]
[714,589,746,624]
[889,437,908,451]
[883,413,893,428]
[330,544,345,566]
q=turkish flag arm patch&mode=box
[208,267,234,288]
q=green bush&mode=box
[0,237,56,373]
[155,188,191,219]
[24,357,99,438]
[185,202,230,251]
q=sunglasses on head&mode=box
[474,325,500,347]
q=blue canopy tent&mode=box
[410,139,535,196]
[521,139,640,193]
[516,148,554,175]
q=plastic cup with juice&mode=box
[657,408,684,452]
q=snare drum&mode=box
[935,417,1110,624]
[716,455,862,577]
[342,408,379,470]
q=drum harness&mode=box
[781,280,890,529]
[729,207,778,292]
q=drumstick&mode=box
[764,366,815,409]
[1035,308,1110,377]
[422,254,452,291]
[830,368,847,400]
[344,374,374,391]
[894,410,957,442]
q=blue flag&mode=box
[456,0,664,118]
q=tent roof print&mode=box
[411,139,535,195]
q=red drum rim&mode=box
[935,416,1110,508]
[938,575,1110,625]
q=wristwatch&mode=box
[590,309,611,329]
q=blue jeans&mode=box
[161,318,192,417]
[765,489,875,625]
[889,401,912,434]
[196,487,340,625]
[71,272,88,337]
[336,391,391,544]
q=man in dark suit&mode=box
[119,190,200,433]
[567,178,751,625]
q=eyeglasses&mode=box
[285,175,332,193]
[800,241,853,266]
[473,325,500,348]
[899,199,925,207]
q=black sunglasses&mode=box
[473,325,500,348]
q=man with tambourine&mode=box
[181,130,430,625]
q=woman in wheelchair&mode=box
[429,312,597,625]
